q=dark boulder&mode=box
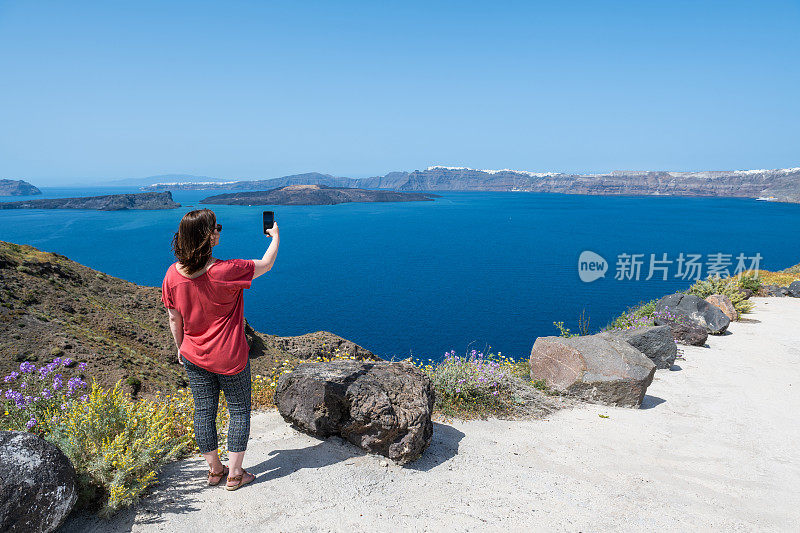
[275,361,434,465]
[788,280,800,297]
[653,317,709,346]
[655,293,730,334]
[0,431,77,533]
[602,325,677,369]
[529,334,656,408]
[762,284,790,297]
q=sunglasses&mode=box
[215,224,222,232]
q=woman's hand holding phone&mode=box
[266,221,279,239]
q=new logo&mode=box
[578,251,607,282]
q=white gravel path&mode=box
[60,297,800,532]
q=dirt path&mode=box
[61,297,800,532]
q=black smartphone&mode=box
[263,211,274,234]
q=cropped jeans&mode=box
[181,356,251,453]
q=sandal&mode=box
[226,469,256,491]
[208,466,229,486]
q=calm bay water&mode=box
[2,187,799,361]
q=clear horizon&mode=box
[1,1,798,186]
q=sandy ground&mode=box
[60,297,800,532]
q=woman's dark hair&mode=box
[172,209,217,275]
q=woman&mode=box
[161,208,279,490]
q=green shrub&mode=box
[419,350,520,418]
[686,276,753,315]
[1,360,228,517]
[605,299,658,330]
[552,321,575,337]
[553,309,591,337]
[49,382,191,516]
[737,274,762,292]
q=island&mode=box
[0,191,180,210]
[199,184,439,205]
[0,179,41,196]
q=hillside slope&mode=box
[0,241,376,396]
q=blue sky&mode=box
[1,0,798,185]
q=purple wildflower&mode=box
[78,362,87,371]
[26,418,37,429]
[52,374,63,391]
[66,377,86,395]
[79,394,89,402]
[19,362,35,373]
[3,371,20,382]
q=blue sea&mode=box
[2,187,799,361]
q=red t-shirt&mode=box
[161,259,255,375]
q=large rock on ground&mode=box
[275,361,434,464]
[653,317,709,346]
[788,280,800,297]
[0,431,77,533]
[705,294,738,321]
[656,293,730,334]
[530,334,656,408]
[761,284,789,297]
[602,325,677,369]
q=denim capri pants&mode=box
[181,356,251,453]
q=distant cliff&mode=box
[0,191,180,210]
[200,184,438,205]
[0,179,41,196]
[142,166,800,203]
[384,167,800,202]
[144,172,352,191]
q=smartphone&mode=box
[263,211,274,234]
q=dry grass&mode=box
[741,269,800,287]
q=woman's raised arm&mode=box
[253,222,280,279]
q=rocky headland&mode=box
[0,179,41,196]
[141,166,800,203]
[0,241,377,397]
[0,191,180,210]
[200,184,438,205]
